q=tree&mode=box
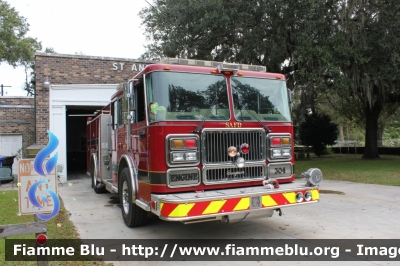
[43,47,56,54]
[1,0,41,96]
[325,0,400,159]
[140,1,324,71]
[0,0,41,66]
[299,113,339,157]
[139,0,400,159]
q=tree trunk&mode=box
[377,123,384,147]
[339,125,345,142]
[363,103,381,159]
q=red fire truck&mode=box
[86,58,322,227]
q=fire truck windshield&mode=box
[145,71,229,122]
[231,76,291,122]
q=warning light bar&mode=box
[160,58,266,72]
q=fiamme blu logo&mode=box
[28,130,60,221]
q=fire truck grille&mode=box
[203,165,265,184]
[202,129,265,164]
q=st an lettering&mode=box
[112,62,125,70]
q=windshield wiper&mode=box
[191,96,219,134]
[237,100,244,121]
[241,104,272,133]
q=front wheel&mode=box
[91,160,106,194]
[120,168,148,227]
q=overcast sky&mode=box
[0,0,149,96]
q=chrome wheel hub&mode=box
[122,181,129,214]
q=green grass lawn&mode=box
[294,154,400,186]
[0,190,111,266]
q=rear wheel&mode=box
[120,168,147,227]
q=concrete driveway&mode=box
[57,175,400,266]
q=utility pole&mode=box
[0,84,12,96]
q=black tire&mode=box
[91,161,94,189]
[120,168,148,227]
[91,160,106,194]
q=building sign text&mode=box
[112,63,148,72]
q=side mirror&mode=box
[128,81,135,112]
[129,110,135,124]
[129,81,135,98]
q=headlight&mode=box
[172,153,185,162]
[267,134,292,161]
[185,152,197,161]
[267,133,292,161]
[271,148,291,159]
[271,149,281,158]
[281,148,291,157]
[166,134,200,166]
[171,152,198,162]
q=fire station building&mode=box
[0,53,153,181]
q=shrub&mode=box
[299,113,339,156]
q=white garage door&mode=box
[0,134,22,174]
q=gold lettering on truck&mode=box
[225,122,242,128]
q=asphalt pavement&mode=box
[57,174,400,266]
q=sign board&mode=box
[18,159,58,215]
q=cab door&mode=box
[130,80,150,201]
